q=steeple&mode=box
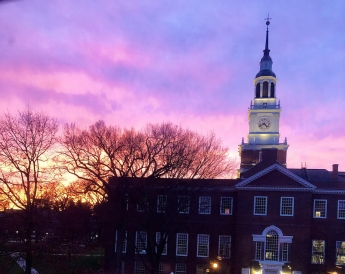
[256,16,276,78]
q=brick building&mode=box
[105,20,345,274]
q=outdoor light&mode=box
[213,262,218,268]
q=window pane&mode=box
[175,263,186,274]
[199,196,211,214]
[312,240,325,264]
[218,235,231,258]
[220,197,233,215]
[178,196,190,214]
[157,195,167,213]
[280,197,294,216]
[254,196,267,215]
[156,232,167,255]
[134,261,145,274]
[282,243,289,262]
[197,234,209,257]
[136,231,147,254]
[338,200,345,219]
[255,242,262,261]
[176,233,188,256]
[314,200,327,218]
[265,230,278,261]
[336,241,345,266]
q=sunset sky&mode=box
[0,1,344,171]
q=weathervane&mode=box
[264,14,272,28]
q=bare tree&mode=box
[0,107,58,274]
[59,121,236,200]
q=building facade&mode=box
[106,21,345,274]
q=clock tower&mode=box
[238,19,289,175]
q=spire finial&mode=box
[264,14,272,29]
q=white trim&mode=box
[280,197,294,216]
[198,196,211,214]
[220,197,233,215]
[236,163,316,189]
[337,200,345,219]
[176,233,188,256]
[254,196,267,215]
[313,199,327,218]
[197,234,210,257]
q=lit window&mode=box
[280,197,294,216]
[311,240,325,264]
[175,263,186,274]
[135,231,147,254]
[196,265,207,274]
[220,197,233,215]
[199,196,211,214]
[338,200,345,219]
[134,261,145,274]
[336,241,345,266]
[156,232,167,255]
[218,235,231,258]
[157,195,167,213]
[313,199,327,218]
[176,233,188,256]
[265,230,278,261]
[254,196,267,215]
[197,234,209,257]
[178,196,190,214]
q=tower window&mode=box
[270,82,275,97]
[263,81,268,98]
[256,83,260,98]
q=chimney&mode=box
[261,148,278,162]
[332,164,339,182]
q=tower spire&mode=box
[264,14,271,56]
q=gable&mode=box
[236,163,316,191]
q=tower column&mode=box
[268,82,271,97]
[260,82,263,98]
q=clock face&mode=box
[258,117,271,130]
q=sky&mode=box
[0,0,344,171]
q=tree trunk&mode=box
[25,222,32,274]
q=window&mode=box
[313,199,327,218]
[115,230,127,253]
[256,83,260,98]
[137,197,147,212]
[176,233,188,256]
[220,197,233,215]
[312,240,325,264]
[336,241,345,266]
[157,195,167,213]
[175,263,186,274]
[178,196,190,214]
[197,234,209,257]
[196,265,207,274]
[134,261,145,274]
[265,230,278,261]
[218,235,231,258]
[338,200,345,219]
[280,197,294,216]
[199,196,211,214]
[263,81,268,97]
[158,263,165,274]
[135,231,147,254]
[255,242,263,261]
[156,232,167,255]
[282,243,289,262]
[254,196,267,215]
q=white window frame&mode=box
[155,232,167,255]
[157,195,167,213]
[313,199,327,218]
[280,197,294,216]
[178,196,190,214]
[338,200,345,219]
[176,233,188,256]
[311,240,325,264]
[254,196,267,215]
[220,197,233,215]
[218,235,231,259]
[336,241,345,266]
[135,231,147,254]
[199,196,211,214]
[197,234,210,257]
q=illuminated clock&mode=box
[258,117,271,130]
